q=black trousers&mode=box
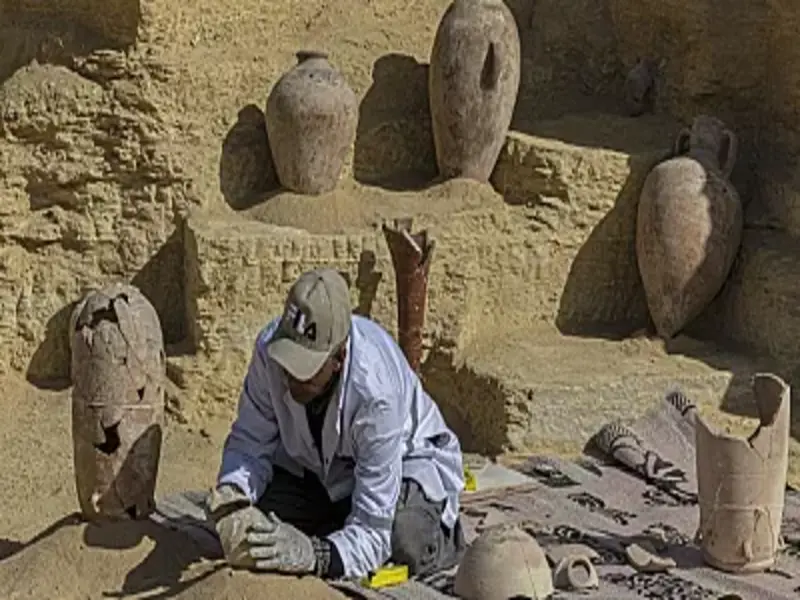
[256,466,465,577]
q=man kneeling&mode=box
[208,268,465,579]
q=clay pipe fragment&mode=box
[382,218,435,372]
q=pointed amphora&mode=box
[695,373,790,573]
[635,115,743,339]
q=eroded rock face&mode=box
[0,52,192,381]
[70,283,165,521]
[636,115,743,339]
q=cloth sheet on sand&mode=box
[153,390,800,600]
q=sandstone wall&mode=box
[2,0,800,420]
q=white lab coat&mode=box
[217,315,465,577]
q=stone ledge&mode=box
[177,117,671,417]
[422,327,763,455]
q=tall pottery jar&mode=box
[428,0,521,182]
[265,51,358,195]
[70,283,166,521]
[695,373,790,573]
[635,115,743,338]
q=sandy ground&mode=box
[3,368,799,599]
[0,373,347,599]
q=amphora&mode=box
[453,523,554,599]
[70,283,165,521]
[428,0,521,182]
[636,115,743,339]
[265,50,358,195]
[695,373,790,573]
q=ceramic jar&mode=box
[453,523,554,599]
[636,115,743,338]
[695,373,790,573]
[428,0,521,182]
[70,284,165,521]
[265,51,358,194]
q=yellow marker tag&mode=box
[360,564,409,589]
[464,466,478,492]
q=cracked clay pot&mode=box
[636,115,743,339]
[429,0,521,183]
[265,50,358,195]
[70,283,166,521]
[453,523,554,599]
[695,373,790,573]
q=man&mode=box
[207,267,466,580]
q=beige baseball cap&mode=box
[266,268,352,381]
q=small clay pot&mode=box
[429,0,521,182]
[265,51,358,195]
[635,115,743,339]
[453,523,554,600]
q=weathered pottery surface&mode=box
[636,114,743,339]
[695,372,791,573]
[428,0,521,182]
[70,283,166,521]
[453,522,554,600]
[265,50,358,195]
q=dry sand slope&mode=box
[0,374,344,599]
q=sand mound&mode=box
[0,515,345,600]
[241,178,504,234]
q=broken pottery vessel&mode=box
[69,283,166,521]
[552,555,599,590]
[636,115,743,339]
[265,50,358,195]
[429,0,521,182]
[453,523,554,600]
[695,373,790,573]
[382,218,435,372]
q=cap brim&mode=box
[266,336,331,381]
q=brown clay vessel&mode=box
[265,50,358,194]
[695,373,790,573]
[636,115,743,339]
[429,0,521,182]
[70,283,166,521]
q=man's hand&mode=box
[246,511,318,574]
[207,485,271,569]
